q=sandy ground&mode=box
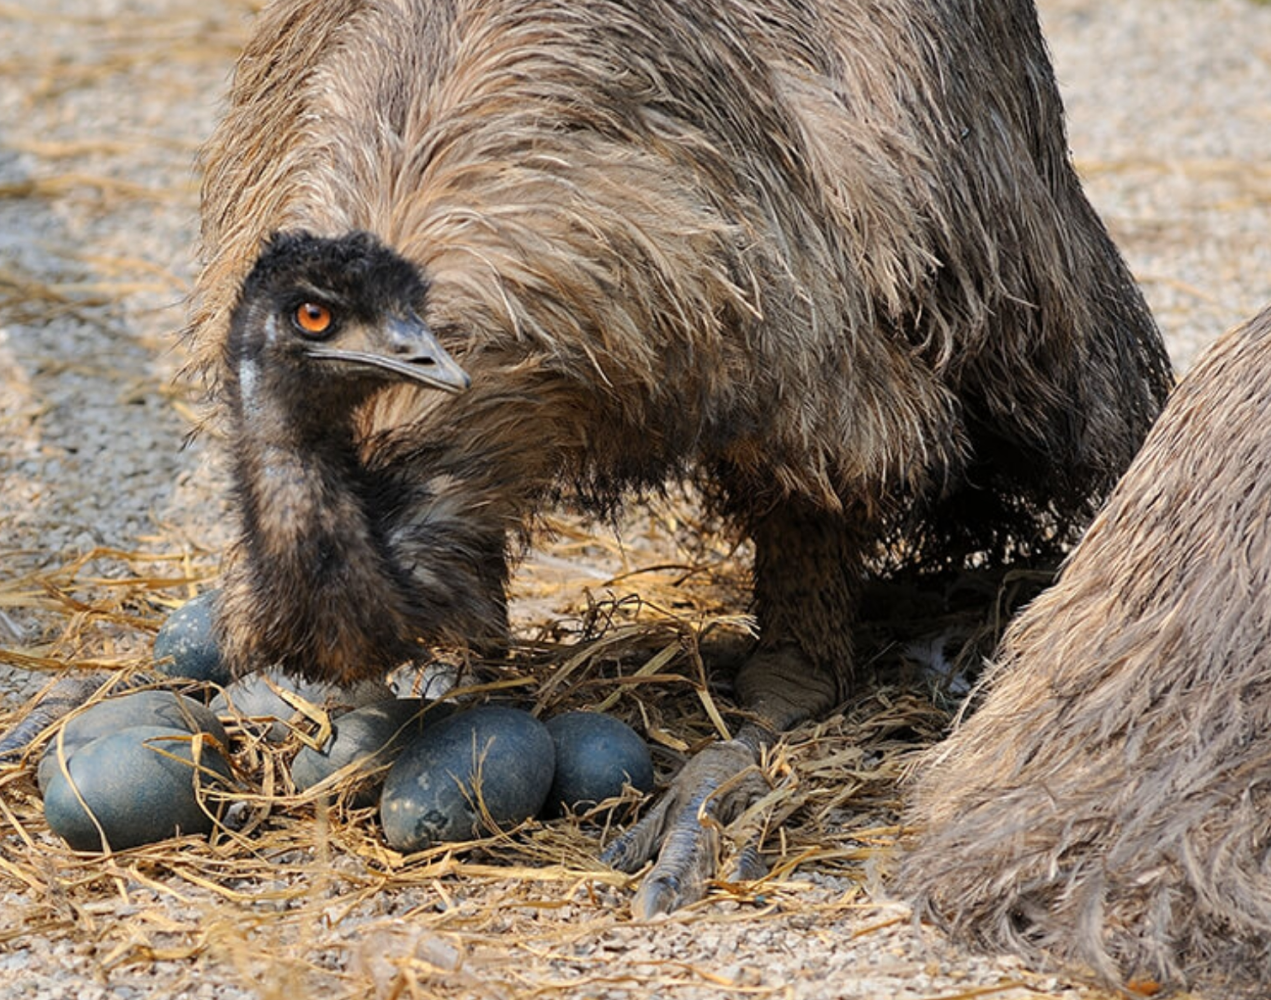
[0,0,1269,997]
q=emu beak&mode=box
[307,315,471,393]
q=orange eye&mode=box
[294,302,332,335]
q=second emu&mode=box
[191,0,1171,915]
[902,304,1271,997]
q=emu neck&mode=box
[234,359,375,562]
[224,354,511,683]
[225,354,423,683]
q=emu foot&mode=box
[0,670,119,759]
[602,728,771,918]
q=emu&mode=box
[192,0,1171,916]
[901,304,1271,997]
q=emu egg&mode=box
[43,725,234,852]
[292,698,440,805]
[379,705,555,852]
[543,711,654,816]
[211,668,379,742]
[153,589,230,686]
[37,690,229,793]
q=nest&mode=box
[0,504,1051,998]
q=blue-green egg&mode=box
[291,698,451,806]
[37,690,228,792]
[43,725,234,852]
[543,711,654,816]
[211,669,382,742]
[379,705,555,852]
[153,590,230,686]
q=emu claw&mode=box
[601,736,769,918]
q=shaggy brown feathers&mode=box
[191,0,1169,690]
[901,304,1271,996]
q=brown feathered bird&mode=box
[901,304,1271,996]
[192,0,1171,915]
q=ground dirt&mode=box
[0,1,1269,998]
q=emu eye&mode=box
[294,302,333,336]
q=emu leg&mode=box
[0,671,121,759]
[604,499,857,917]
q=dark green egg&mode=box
[291,698,450,806]
[379,705,555,852]
[153,590,230,686]
[211,669,381,742]
[37,690,229,792]
[43,725,234,852]
[543,711,654,816]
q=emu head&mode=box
[225,230,469,420]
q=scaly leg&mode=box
[604,498,862,917]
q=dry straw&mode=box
[0,521,1038,998]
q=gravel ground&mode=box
[0,0,1269,997]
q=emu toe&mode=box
[602,729,770,918]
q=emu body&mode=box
[193,0,1170,913]
[901,304,1271,996]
